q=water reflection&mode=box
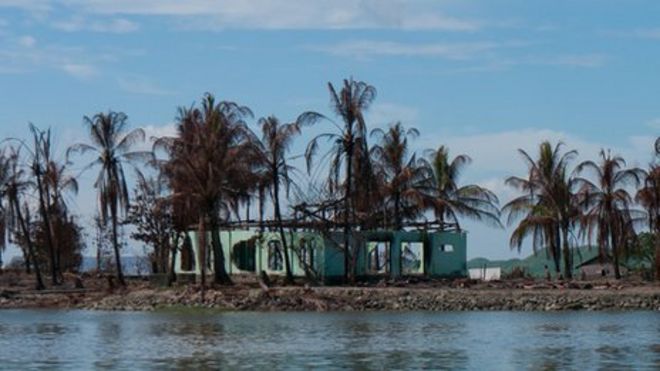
[0,310,657,370]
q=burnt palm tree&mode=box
[0,148,45,289]
[637,139,660,279]
[303,78,376,281]
[370,122,428,229]
[68,111,150,287]
[504,141,579,278]
[27,125,78,282]
[424,145,501,230]
[157,93,255,287]
[25,125,61,285]
[256,116,305,283]
[574,150,644,279]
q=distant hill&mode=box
[468,246,601,278]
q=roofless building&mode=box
[175,202,468,282]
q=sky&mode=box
[0,0,658,262]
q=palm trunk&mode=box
[611,233,622,280]
[274,177,293,284]
[198,216,207,291]
[13,199,44,290]
[259,186,265,232]
[655,235,660,281]
[394,191,401,230]
[553,225,561,273]
[168,234,179,286]
[210,215,232,285]
[23,248,31,274]
[561,225,572,279]
[110,208,126,286]
[344,141,354,283]
[35,174,58,286]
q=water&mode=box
[0,310,658,370]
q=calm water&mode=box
[0,310,658,370]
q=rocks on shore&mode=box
[1,278,659,312]
[67,286,660,312]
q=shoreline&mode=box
[2,281,660,312]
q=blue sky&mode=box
[0,0,658,261]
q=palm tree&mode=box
[25,124,61,285]
[574,150,644,279]
[43,154,79,276]
[256,116,305,283]
[303,78,376,282]
[370,122,428,229]
[504,141,578,278]
[424,145,501,230]
[68,111,150,287]
[0,148,45,289]
[157,93,255,287]
[636,139,660,279]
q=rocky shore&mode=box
[2,282,660,312]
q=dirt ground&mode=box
[1,270,659,312]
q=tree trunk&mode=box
[210,215,232,285]
[561,225,572,279]
[168,234,178,286]
[344,141,354,283]
[553,225,561,273]
[611,233,621,280]
[24,249,31,274]
[35,173,58,286]
[259,186,265,232]
[14,199,44,290]
[110,208,126,286]
[274,177,293,284]
[394,191,401,230]
[198,216,207,291]
[655,234,660,281]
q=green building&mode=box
[175,229,467,282]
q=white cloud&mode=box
[53,17,139,33]
[11,0,481,31]
[0,0,50,12]
[142,124,177,140]
[117,76,173,96]
[17,35,36,47]
[60,63,96,79]
[536,54,607,68]
[416,128,656,184]
[309,40,503,60]
[367,102,419,127]
[646,118,660,129]
[631,28,660,40]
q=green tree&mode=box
[424,145,501,230]
[574,149,645,279]
[504,141,578,278]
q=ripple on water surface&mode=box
[0,310,658,370]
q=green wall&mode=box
[175,229,467,281]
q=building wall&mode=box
[175,229,467,280]
[427,232,467,277]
